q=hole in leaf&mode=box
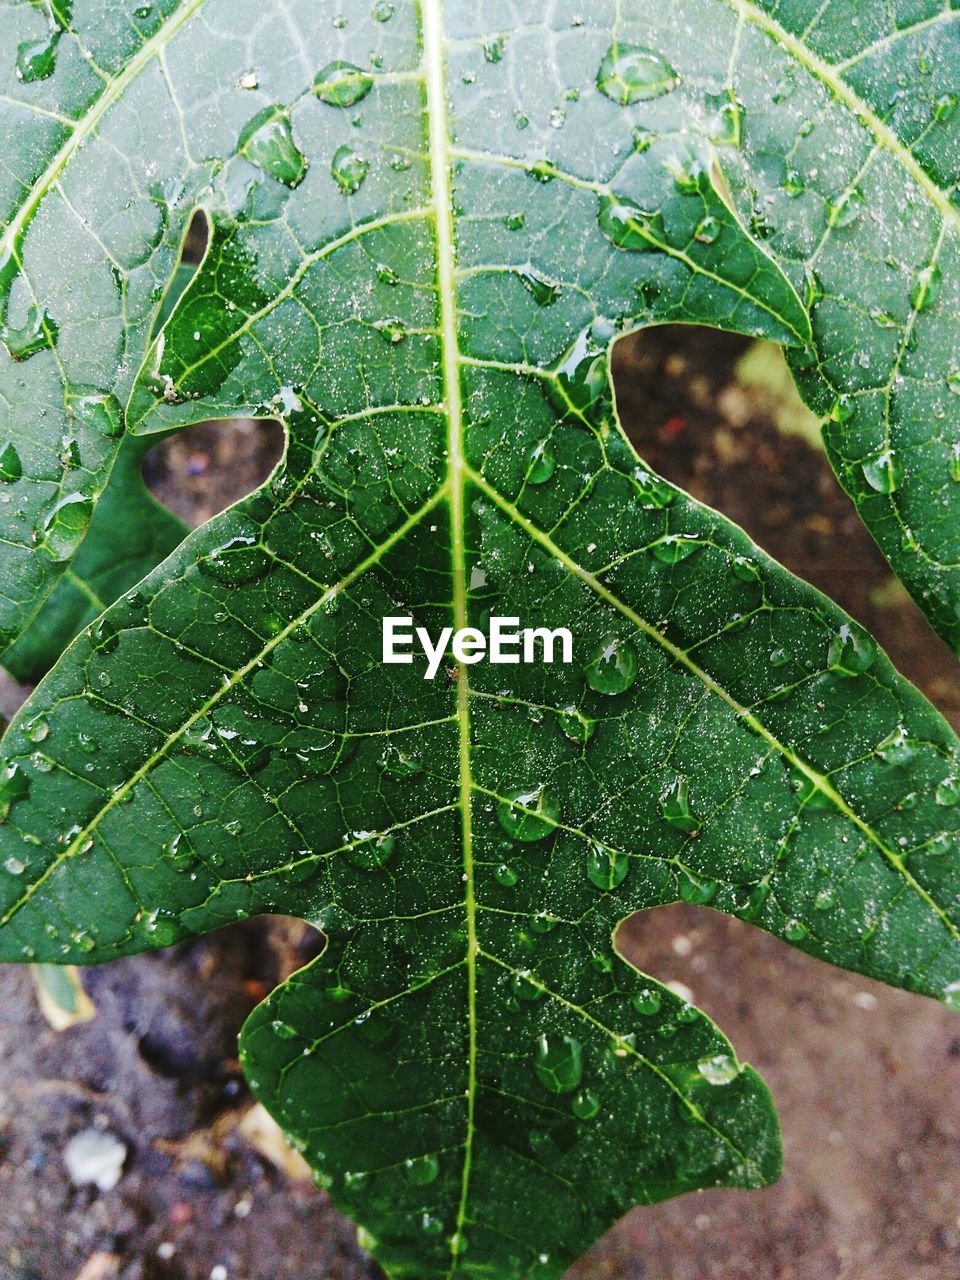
[611,325,958,727]
[142,418,285,527]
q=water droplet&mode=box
[404,1153,439,1186]
[16,32,60,83]
[803,266,824,309]
[549,324,609,424]
[731,555,761,582]
[814,884,836,911]
[631,466,675,509]
[783,167,805,197]
[331,145,369,194]
[511,970,544,1002]
[517,268,559,308]
[421,1213,444,1237]
[694,215,721,244]
[586,842,630,891]
[372,1,395,20]
[572,1089,600,1120]
[827,623,877,677]
[633,988,662,1016]
[238,105,307,188]
[524,438,556,483]
[784,918,808,942]
[343,830,396,870]
[679,868,716,904]
[271,1019,299,1040]
[3,305,58,360]
[495,863,519,887]
[70,392,124,439]
[198,523,270,586]
[38,493,93,562]
[503,212,525,231]
[911,264,941,312]
[661,779,700,834]
[597,43,679,105]
[381,744,421,777]
[314,61,373,106]
[860,449,903,494]
[704,91,744,147]
[559,705,595,743]
[0,442,22,483]
[497,786,560,842]
[826,188,864,228]
[165,831,197,871]
[698,1053,740,1085]
[875,725,915,765]
[3,853,26,876]
[633,124,657,152]
[649,534,704,564]
[933,93,957,123]
[597,193,662,252]
[935,775,960,807]
[534,1034,583,1094]
[949,445,960,484]
[483,37,505,63]
[583,636,638,695]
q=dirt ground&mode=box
[1,328,959,1280]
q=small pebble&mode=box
[63,1130,127,1192]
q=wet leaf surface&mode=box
[0,3,958,1278]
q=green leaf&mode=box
[3,436,187,683]
[1,3,959,1278]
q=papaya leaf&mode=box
[1,3,959,1279]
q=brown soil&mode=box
[1,328,958,1280]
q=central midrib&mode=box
[421,0,478,1273]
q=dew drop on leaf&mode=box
[633,988,662,1016]
[694,215,721,244]
[933,92,957,123]
[935,775,960,807]
[559,705,595,743]
[784,918,808,942]
[648,534,704,564]
[679,869,716,904]
[494,863,519,888]
[572,1089,600,1120]
[586,842,630,891]
[3,305,58,360]
[596,44,680,105]
[0,442,22,483]
[911,264,941,312]
[331,145,369,194]
[525,438,556,483]
[704,91,744,147]
[16,32,60,83]
[534,1034,584,1094]
[237,105,308,188]
[3,855,25,876]
[827,623,877,676]
[826,188,864,228]
[661,779,700,835]
[497,786,560,842]
[38,493,94,562]
[698,1054,740,1085]
[404,1154,440,1186]
[861,449,903,494]
[314,61,373,107]
[517,268,560,307]
[583,636,638,695]
[343,830,396,870]
[948,368,960,396]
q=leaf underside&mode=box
[0,2,958,1278]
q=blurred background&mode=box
[0,327,958,1280]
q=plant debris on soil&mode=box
[1,327,958,1280]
